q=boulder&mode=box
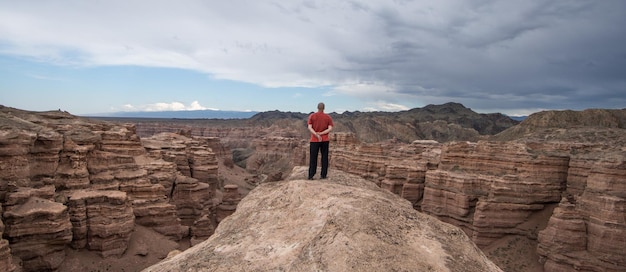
[143,167,501,272]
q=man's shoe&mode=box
[307,177,314,180]
[321,176,327,179]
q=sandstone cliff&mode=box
[325,108,626,272]
[144,167,502,272]
[0,106,228,271]
[2,104,625,272]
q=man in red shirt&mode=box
[307,102,334,179]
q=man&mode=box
[308,102,334,180]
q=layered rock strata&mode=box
[332,134,440,209]
[0,204,19,272]
[141,132,218,190]
[3,197,72,271]
[329,132,625,271]
[538,151,626,271]
[425,141,570,246]
[245,136,307,178]
[190,214,215,246]
[141,132,218,238]
[0,108,221,271]
[67,190,134,257]
[216,184,242,223]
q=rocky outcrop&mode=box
[106,104,517,186]
[333,135,440,208]
[171,174,212,227]
[0,204,19,272]
[492,108,626,143]
[3,197,72,271]
[333,139,571,251]
[190,214,215,247]
[143,167,502,272]
[3,105,625,272]
[86,136,188,241]
[216,184,241,223]
[67,190,134,257]
[141,132,218,190]
[330,131,625,271]
[424,141,570,246]
[538,151,626,271]
[244,136,307,178]
[132,156,186,239]
[141,132,218,239]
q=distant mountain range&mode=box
[87,110,259,119]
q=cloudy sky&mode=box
[1,0,625,116]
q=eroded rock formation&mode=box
[0,107,221,271]
[329,129,625,271]
[67,189,134,257]
[538,151,626,271]
[215,184,241,223]
[2,105,625,272]
[143,167,502,272]
[3,197,72,271]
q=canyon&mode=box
[1,104,625,271]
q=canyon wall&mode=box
[329,132,625,272]
[2,105,624,272]
[0,108,230,271]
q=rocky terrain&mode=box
[0,106,247,271]
[96,102,518,183]
[144,167,501,272]
[98,101,518,144]
[1,103,625,272]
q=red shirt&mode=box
[308,111,334,142]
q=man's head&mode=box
[317,102,325,111]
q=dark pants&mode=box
[309,141,329,179]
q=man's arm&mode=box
[319,125,333,135]
[308,124,322,140]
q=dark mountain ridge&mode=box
[247,102,519,143]
[89,102,519,143]
[493,107,626,143]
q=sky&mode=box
[1,0,625,116]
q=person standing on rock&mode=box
[308,102,334,180]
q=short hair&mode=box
[317,102,325,110]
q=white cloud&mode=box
[363,101,410,112]
[121,101,215,112]
[122,104,136,111]
[377,102,410,112]
[332,82,397,97]
[188,101,207,110]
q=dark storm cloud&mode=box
[345,0,626,113]
[1,0,624,114]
